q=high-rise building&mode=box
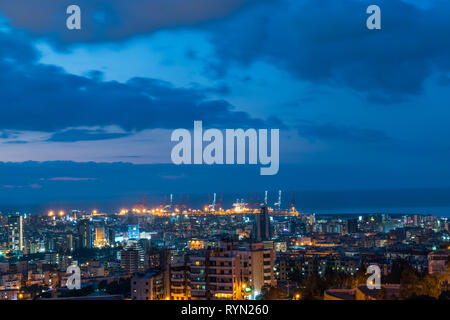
[347,219,359,234]
[189,249,242,300]
[77,219,92,249]
[66,234,73,251]
[120,248,140,274]
[232,242,276,295]
[25,239,38,255]
[255,205,271,241]
[108,228,116,246]
[169,255,190,300]
[94,227,107,247]
[120,241,147,274]
[128,224,140,240]
[8,215,23,252]
[131,272,165,300]
[218,241,276,296]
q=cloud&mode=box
[2,0,449,103]
[4,140,29,144]
[0,29,276,135]
[205,0,450,100]
[47,128,131,142]
[48,177,97,181]
[2,0,449,102]
[0,0,262,45]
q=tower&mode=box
[255,205,271,241]
[77,219,92,249]
[8,214,23,252]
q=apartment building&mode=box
[131,272,165,300]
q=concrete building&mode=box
[94,227,107,247]
[231,242,276,295]
[428,249,450,274]
[77,219,92,249]
[120,241,147,274]
[169,255,190,300]
[189,249,242,300]
[255,205,271,241]
[131,272,165,300]
[8,215,23,252]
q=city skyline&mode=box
[1,205,448,301]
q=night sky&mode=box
[0,0,449,214]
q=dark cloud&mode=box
[4,140,29,144]
[48,177,96,181]
[205,0,450,100]
[2,0,448,101]
[0,29,275,134]
[47,129,130,142]
[0,131,12,139]
[0,0,263,45]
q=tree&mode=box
[24,284,45,299]
[438,290,450,300]
[288,266,303,283]
[421,274,441,299]
[104,278,130,297]
[60,285,95,297]
[343,269,367,289]
[400,267,420,299]
[262,285,287,300]
[300,274,326,300]
[386,259,409,283]
[98,279,108,291]
[377,286,387,300]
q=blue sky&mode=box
[0,0,449,213]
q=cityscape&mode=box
[0,0,449,309]
[1,191,449,300]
